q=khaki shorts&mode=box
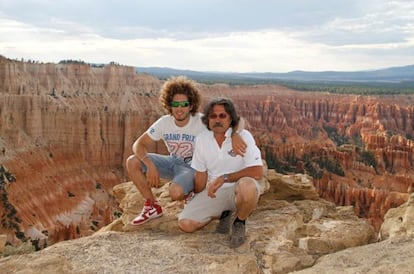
[178,178,260,223]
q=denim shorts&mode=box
[142,153,195,195]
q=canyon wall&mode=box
[0,56,165,245]
[1,56,413,247]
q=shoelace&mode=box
[142,205,153,212]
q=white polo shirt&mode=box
[191,128,263,189]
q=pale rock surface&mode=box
[0,171,380,274]
[292,191,414,274]
[379,192,414,240]
[291,236,414,274]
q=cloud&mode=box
[299,0,414,45]
[0,0,413,72]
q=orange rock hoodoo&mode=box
[1,56,413,245]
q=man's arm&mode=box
[231,117,247,156]
[207,165,263,198]
[221,165,263,182]
[194,170,208,193]
[132,133,160,187]
[132,133,154,161]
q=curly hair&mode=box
[201,97,240,130]
[159,76,201,115]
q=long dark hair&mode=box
[201,97,240,130]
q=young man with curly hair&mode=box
[126,76,246,226]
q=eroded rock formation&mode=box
[1,55,414,250]
[0,56,165,246]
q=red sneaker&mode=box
[131,199,163,225]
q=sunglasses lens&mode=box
[209,113,227,119]
[171,101,190,107]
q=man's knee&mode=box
[126,154,140,171]
[178,219,198,233]
[237,177,259,201]
[169,183,185,201]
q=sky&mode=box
[0,0,414,73]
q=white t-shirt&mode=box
[146,112,206,160]
[191,128,263,188]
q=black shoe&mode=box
[230,221,246,248]
[216,210,232,234]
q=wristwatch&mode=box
[222,174,229,182]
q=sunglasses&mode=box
[209,113,228,119]
[170,101,190,108]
